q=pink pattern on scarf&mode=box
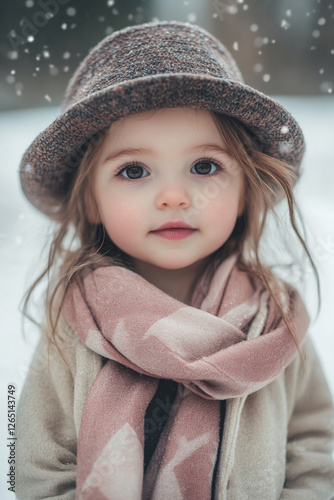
[61,254,309,499]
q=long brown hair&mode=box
[21,110,319,359]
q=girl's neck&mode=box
[130,257,210,305]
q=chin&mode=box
[154,259,200,271]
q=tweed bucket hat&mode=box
[20,20,305,216]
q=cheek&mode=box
[99,192,143,242]
[206,187,242,230]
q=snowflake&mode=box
[66,7,76,16]
[187,13,197,23]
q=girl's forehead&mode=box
[95,108,233,169]
[105,108,222,141]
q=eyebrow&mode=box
[103,144,230,163]
[193,144,230,156]
[103,148,153,163]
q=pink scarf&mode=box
[62,254,309,500]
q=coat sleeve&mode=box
[281,336,334,499]
[16,322,103,500]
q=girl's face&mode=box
[92,108,244,273]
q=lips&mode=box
[151,221,196,240]
[153,221,195,231]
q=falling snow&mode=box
[7,51,18,60]
[15,82,23,96]
[227,5,238,15]
[254,63,263,73]
[254,37,269,48]
[320,82,333,94]
[49,65,58,76]
[1,0,334,477]
[187,13,197,23]
[67,7,77,16]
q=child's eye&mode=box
[190,158,223,175]
[115,163,150,179]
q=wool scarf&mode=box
[62,254,309,500]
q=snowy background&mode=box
[0,97,333,498]
[1,1,334,496]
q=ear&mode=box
[84,183,101,225]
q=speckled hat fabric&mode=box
[20,20,305,216]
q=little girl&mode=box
[16,21,334,499]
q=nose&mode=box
[155,181,191,209]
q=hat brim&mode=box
[20,73,304,216]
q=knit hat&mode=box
[19,20,305,217]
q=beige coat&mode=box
[16,316,334,499]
